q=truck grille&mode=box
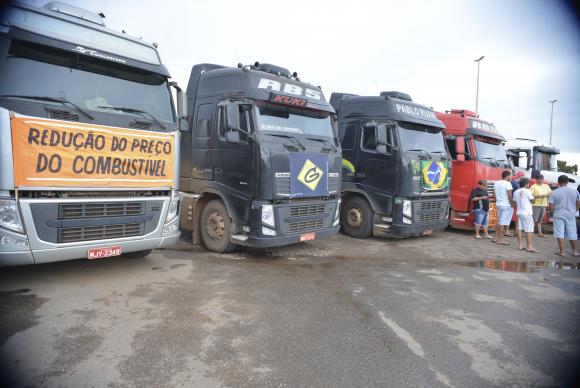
[288,219,324,233]
[59,202,145,219]
[58,223,143,243]
[419,213,442,223]
[290,204,325,217]
[419,201,442,211]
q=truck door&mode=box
[217,104,253,198]
[356,122,398,210]
[190,103,216,180]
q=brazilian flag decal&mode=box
[421,161,449,189]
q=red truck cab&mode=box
[436,109,509,230]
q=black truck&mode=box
[179,62,341,252]
[330,91,450,238]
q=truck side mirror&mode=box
[455,136,465,162]
[170,81,189,132]
[376,144,387,155]
[225,130,240,144]
[226,102,241,131]
[376,124,388,145]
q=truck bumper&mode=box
[380,220,449,238]
[0,231,180,266]
[238,225,340,248]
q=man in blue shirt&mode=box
[548,175,580,256]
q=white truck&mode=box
[0,2,187,265]
[505,138,578,189]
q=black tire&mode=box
[123,250,152,259]
[340,196,373,238]
[200,199,236,253]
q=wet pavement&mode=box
[0,229,579,387]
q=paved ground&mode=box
[1,228,579,388]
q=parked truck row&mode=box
[0,1,561,265]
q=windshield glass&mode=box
[255,102,335,139]
[473,137,508,164]
[535,150,557,171]
[398,123,446,153]
[0,40,173,124]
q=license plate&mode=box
[88,246,121,260]
[422,229,433,235]
[300,232,316,242]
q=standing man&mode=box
[530,174,551,237]
[493,170,514,245]
[470,180,492,239]
[548,175,580,256]
[513,178,537,252]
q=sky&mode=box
[17,0,580,167]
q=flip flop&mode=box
[518,247,526,250]
[484,235,493,239]
[474,236,482,239]
[538,235,547,238]
[498,241,510,245]
[526,249,539,253]
[572,253,580,257]
[555,252,566,257]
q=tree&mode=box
[557,160,578,175]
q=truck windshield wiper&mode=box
[406,149,432,159]
[305,137,337,152]
[480,157,500,166]
[1,94,94,120]
[265,133,306,151]
[98,105,166,130]
[430,151,449,160]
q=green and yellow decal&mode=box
[342,158,356,174]
[420,160,449,190]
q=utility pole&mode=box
[474,56,485,114]
[549,99,557,145]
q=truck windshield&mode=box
[398,124,446,153]
[473,138,507,163]
[0,39,173,125]
[255,102,335,140]
[534,150,557,171]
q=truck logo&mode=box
[297,159,324,191]
[72,46,127,64]
[258,78,322,100]
[421,161,449,190]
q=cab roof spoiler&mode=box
[329,92,358,113]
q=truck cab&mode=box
[331,91,450,238]
[179,63,341,252]
[505,138,578,189]
[436,109,508,230]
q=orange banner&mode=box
[11,116,175,188]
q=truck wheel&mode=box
[123,250,152,259]
[200,199,236,253]
[341,196,373,238]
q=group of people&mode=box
[469,171,580,256]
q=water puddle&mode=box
[455,260,580,273]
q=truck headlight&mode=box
[165,194,179,222]
[402,200,412,219]
[162,217,179,235]
[261,204,275,228]
[0,199,24,233]
[0,230,28,247]
[262,226,276,236]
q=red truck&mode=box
[436,109,509,230]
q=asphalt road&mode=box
[1,229,579,387]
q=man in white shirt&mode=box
[513,178,537,252]
[493,170,514,245]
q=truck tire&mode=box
[200,199,236,253]
[341,196,373,238]
[123,250,152,259]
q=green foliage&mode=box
[557,160,578,175]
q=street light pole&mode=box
[474,56,485,114]
[549,99,557,145]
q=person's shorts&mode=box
[553,216,578,240]
[497,206,513,226]
[474,208,488,227]
[517,214,534,233]
[532,206,546,223]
